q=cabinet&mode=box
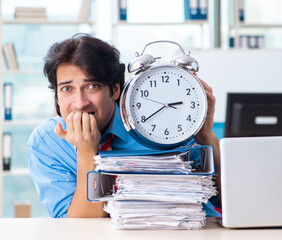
[0,0,96,217]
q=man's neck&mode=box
[100,103,116,136]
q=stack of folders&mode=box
[14,7,47,19]
[88,145,217,230]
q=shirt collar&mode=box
[101,103,128,143]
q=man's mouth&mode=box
[88,112,95,115]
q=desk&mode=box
[0,218,281,240]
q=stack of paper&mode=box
[90,146,217,230]
[94,152,192,174]
[104,201,206,230]
[103,174,217,229]
[112,174,216,203]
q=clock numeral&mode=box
[191,101,196,108]
[149,80,157,87]
[161,76,169,83]
[141,116,146,123]
[187,115,192,121]
[136,102,141,109]
[164,128,169,135]
[186,88,191,95]
[140,90,149,97]
[151,124,156,132]
[177,124,182,132]
[177,79,180,86]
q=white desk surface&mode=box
[0,218,281,240]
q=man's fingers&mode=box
[89,114,97,134]
[66,112,75,132]
[82,112,90,134]
[73,112,82,133]
[199,79,213,94]
[54,122,67,139]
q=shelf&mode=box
[115,20,208,26]
[233,23,282,28]
[2,168,30,177]
[3,19,95,25]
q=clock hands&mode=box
[143,101,183,122]
[143,105,166,122]
[141,97,183,109]
[141,96,166,106]
[167,101,183,107]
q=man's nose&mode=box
[73,92,90,110]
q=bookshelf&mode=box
[113,0,214,51]
[224,0,282,49]
[0,0,96,218]
[110,0,218,75]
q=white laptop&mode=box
[219,136,282,228]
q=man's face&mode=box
[56,64,120,133]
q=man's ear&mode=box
[112,83,121,101]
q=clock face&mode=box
[121,64,207,148]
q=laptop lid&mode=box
[220,136,282,228]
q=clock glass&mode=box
[123,64,207,148]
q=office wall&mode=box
[192,49,282,122]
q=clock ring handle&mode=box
[140,40,199,72]
[140,40,186,55]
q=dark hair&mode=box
[43,33,125,116]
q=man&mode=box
[28,34,221,218]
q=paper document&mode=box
[89,145,217,230]
[113,174,216,203]
[104,201,206,230]
[94,151,193,174]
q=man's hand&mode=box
[194,76,221,206]
[194,78,216,145]
[54,112,106,218]
[54,112,101,153]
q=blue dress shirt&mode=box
[28,103,220,218]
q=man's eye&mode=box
[61,86,71,92]
[88,84,99,89]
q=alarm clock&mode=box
[120,40,207,149]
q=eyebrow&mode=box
[58,80,72,87]
[57,78,97,87]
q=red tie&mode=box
[99,133,114,151]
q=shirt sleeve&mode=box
[28,126,77,218]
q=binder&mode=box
[184,0,208,21]
[87,145,215,202]
[119,0,127,21]
[3,133,12,171]
[4,83,13,120]
[239,0,244,22]
[2,42,19,70]
[239,35,264,49]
